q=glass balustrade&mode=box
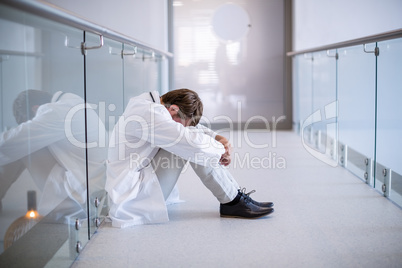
[0,3,167,267]
[337,44,377,183]
[294,50,338,167]
[311,50,337,159]
[293,38,402,207]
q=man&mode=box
[0,90,106,219]
[106,89,274,228]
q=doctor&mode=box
[106,88,274,228]
[0,89,106,218]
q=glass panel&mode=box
[337,44,376,181]
[123,45,163,107]
[376,38,402,204]
[295,54,313,142]
[84,32,121,237]
[291,56,300,132]
[0,4,87,266]
[173,0,285,126]
[310,50,337,157]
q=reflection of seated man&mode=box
[0,90,106,220]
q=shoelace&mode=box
[240,187,256,196]
[239,187,256,203]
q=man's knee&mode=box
[190,162,215,178]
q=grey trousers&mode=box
[151,149,239,204]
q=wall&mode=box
[173,0,288,128]
[42,0,168,52]
[292,0,402,51]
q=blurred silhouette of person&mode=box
[0,90,106,221]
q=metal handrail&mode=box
[287,28,402,56]
[1,0,173,58]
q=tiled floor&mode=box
[71,131,402,267]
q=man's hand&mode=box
[215,135,232,166]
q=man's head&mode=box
[160,88,203,127]
[13,90,52,124]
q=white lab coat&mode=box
[0,91,106,218]
[106,91,225,228]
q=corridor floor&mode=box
[71,131,402,268]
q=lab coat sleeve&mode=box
[195,123,219,139]
[0,103,66,165]
[125,101,225,166]
[0,159,25,199]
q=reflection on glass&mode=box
[3,191,42,250]
[0,89,105,227]
[1,4,94,265]
[0,6,50,257]
[0,1,166,265]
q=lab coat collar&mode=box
[52,91,65,102]
[149,91,161,104]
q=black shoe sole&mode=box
[220,209,274,219]
[256,203,274,208]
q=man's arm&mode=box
[215,135,232,166]
[195,124,232,166]
[0,160,25,200]
[0,104,65,166]
[124,101,225,165]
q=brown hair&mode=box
[161,88,203,126]
[13,90,52,124]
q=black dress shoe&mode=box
[240,188,274,208]
[220,194,274,218]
